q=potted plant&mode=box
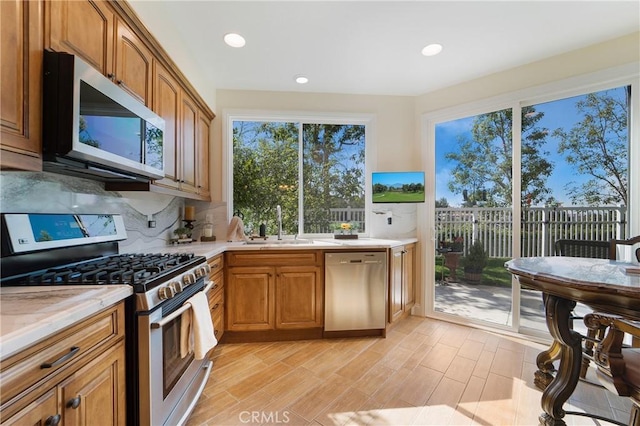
[173,227,191,239]
[333,222,358,239]
[463,240,487,283]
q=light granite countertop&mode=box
[0,285,132,360]
[160,237,418,258]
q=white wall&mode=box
[414,32,639,114]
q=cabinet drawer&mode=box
[209,271,224,299]
[208,254,224,276]
[226,250,321,267]
[0,303,124,405]
[208,287,224,340]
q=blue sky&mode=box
[435,87,627,207]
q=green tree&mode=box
[435,197,450,208]
[302,124,365,233]
[232,121,366,235]
[445,106,553,207]
[233,122,299,234]
[553,89,629,206]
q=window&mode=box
[230,116,368,237]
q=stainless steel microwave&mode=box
[42,51,164,182]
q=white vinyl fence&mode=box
[436,206,627,258]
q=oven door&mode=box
[137,279,214,426]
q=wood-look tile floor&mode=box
[186,316,633,426]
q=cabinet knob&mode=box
[107,73,115,81]
[116,79,123,85]
[45,414,61,426]
[67,395,81,409]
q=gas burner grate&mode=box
[16,252,199,286]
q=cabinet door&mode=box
[196,111,211,198]
[1,388,59,426]
[46,0,114,75]
[179,93,198,194]
[59,341,126,426]
[389,247,404,323]
[114,19,152,106]
[275,266,323,329]
[1,0,42,170]
[403,244,416,310]
[226,267,275,331]
[152,62,180,190]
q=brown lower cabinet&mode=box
[224,251,323,341]
[0,302,126,425]
[389,243,416,325]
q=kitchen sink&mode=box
[244,238,315,245]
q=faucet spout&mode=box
[276,205,282,240]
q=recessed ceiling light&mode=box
[295,76,309,84]
[421,43,443,57]
[224,33,246,48]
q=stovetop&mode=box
[1,252,206,293]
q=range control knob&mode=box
[183,273,196,287]
[195,264,211,278]
[170,281,184,293]
[158,286,175,300]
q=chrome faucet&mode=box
[276,205,282,240]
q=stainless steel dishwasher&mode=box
[325,251,387,331]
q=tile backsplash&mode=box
[0,172,227,252]
[0,171,417,252]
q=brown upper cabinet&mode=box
[2,0,214,200]
[46,1,152,106]
[151,63,210,199]
[0,0,44,171]
[114,17,153,106]
[46,0,114,76]
[152,62,181,192]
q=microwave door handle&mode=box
[87,166,137,180]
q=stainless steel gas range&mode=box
[0,213,214,426]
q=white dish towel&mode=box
[180,292,218,360]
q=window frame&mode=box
[223,110,376,237]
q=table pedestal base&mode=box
[536,294,583,426]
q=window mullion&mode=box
[298,122,304,236]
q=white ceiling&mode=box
[129,1,639,97]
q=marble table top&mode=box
[0,285,132,359]
[506,256,640,319]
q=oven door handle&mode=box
[150,280,213,329]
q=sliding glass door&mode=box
[428,83,633,334]
[433,109,514,328]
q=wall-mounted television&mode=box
[372,171,425,203]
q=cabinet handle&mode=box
[211,303,220,310]
[45,414,61,426]
[107,73,115,81]
[41,346,80,369]
[67,395,81,409]
[116,79,123,85]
